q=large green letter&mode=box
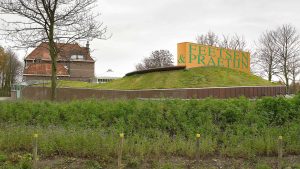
[189,44,197,63]
[207,56,216,66]
[208,47,216,57]
[198,55,205,65]
[225,50,232,68]
[241,53,249,68]
[198,46,206,56]
[233,51,240,68]
[218,58,224,67]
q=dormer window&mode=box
[34,58,42,63]
[70,55,84,60]
[77,55,84,60]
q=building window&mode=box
[77,55,84,60]
[35,58,42,63]
[71,55,84,60]
[97,78,113,83]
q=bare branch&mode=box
[0,0,109,100]
[136,50,174,70]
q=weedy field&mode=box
[0,95,299,168]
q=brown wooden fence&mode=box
[21,86,286,101]
[0,88,11,97]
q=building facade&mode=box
[23,42,95,82]
[95,69,121,83]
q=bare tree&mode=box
[196,31,255,72]
[219,34,247,51]
[0,47,7,89]
[0,0,108,100]
[196,31,247,51]
[7,49,23,83]
[196,31,219,46]
[0,46,22,96]
[254,30,279,81]
[273,24,300,92]
[136,50,174,70]
[289,51,300,93]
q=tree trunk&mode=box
[283,60,289,94]
[285,73,289,94]
[49,39,57,101]
[50,52,57,101]
[284,44,289,94]
[48,25,57,101]
[268,54,273,82]
[292,71,296,94]
[268,65,272,81]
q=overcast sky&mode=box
[9,0,300,76]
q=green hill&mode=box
[53,66,278,90]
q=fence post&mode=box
[278,136,283,169]
[196,133,201,165]
[33,133,38,168]
[118,133,124,169]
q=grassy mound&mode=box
[55,67,277,90]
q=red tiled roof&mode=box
[23,63,69,76]
[25,42,94,62]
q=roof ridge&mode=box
[25,42,94,62]
[24,63,69,76]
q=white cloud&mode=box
[3,0,300,76]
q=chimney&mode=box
[86,41,90,51]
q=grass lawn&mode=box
[41,67,279,90]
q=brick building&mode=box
[23,42,95,82]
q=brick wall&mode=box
[69,62,94,79]
[23,61,94,82]
[21,86,287,101]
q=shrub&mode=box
[0,95,299,161]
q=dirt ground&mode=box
[34,155,300,169]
